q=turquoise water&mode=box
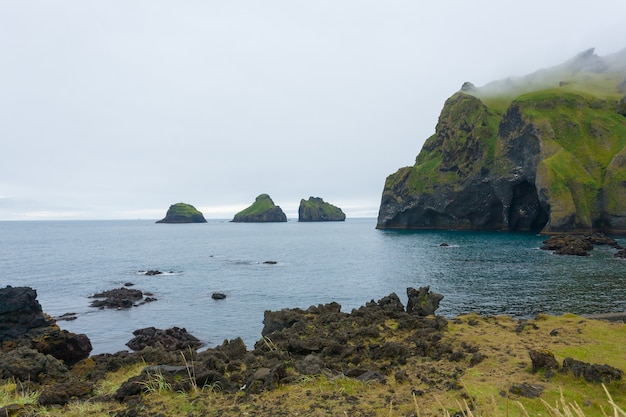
[1,219,625,354]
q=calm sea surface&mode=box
[1,219,625,354]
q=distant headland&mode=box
[377,48,626,235]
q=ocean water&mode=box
[1,219,625,354]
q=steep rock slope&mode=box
[298,197,346,222]
[377,48,626,234]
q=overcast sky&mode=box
[1,1,624,220]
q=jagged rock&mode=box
[406,286,443,316]
[126,326,203,351]
[377,48,626,234]
[298,197,346,222]
[156,202,207,223]
[89,287,145,309]
[232,194,287,223]
[561,357,623,383]
[0,286,54,342]
[0,286,92,369]
[32,329,92,366]
[0,346,69,383]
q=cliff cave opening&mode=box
[508,181,549,231]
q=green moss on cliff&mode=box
[235,194,276,217]
[378,51,626,233]
[394,93,500,196]
[298,197,345,221]
[233,194,287,222]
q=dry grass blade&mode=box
[602,384,626,417]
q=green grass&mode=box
[234,194,277,217]
[166,202,203,217]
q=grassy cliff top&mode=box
[166,202,204,217]
[234,194,278,216]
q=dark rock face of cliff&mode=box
[298,197,346,222]
[156,202,207,223]
[232,194,287,223]
[377,48,626,234]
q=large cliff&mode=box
[377,48,626,234]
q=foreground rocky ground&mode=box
[0,285,625,416]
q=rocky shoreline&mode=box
[0,284,624,415]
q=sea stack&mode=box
[232,194,287,223]
[298,197,346,222]
[156,203,207,224]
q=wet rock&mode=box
[89,287,144,309]
[144,270,163,276]
[212,292,226,300]
[540,234,620,256]
[0,286,54,342]
[561,357,623,383]
[126,326,203,351]
[406,286,443,316]
[529,349,559,372]
[55,313,77,322]
[0,286,92,373]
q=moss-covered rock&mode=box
[232,194,287,223]
[156,202,207,224]
[298,197,345,222]
[377,48,626,234]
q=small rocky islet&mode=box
[155,202,207,224]
[298,196,346,222]
[157,195,347,224]
[231,193,287,223]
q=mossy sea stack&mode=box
[232,194,287,223]
[377,48,626,234]
[298,197,346,221]
[156,202,207,223]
